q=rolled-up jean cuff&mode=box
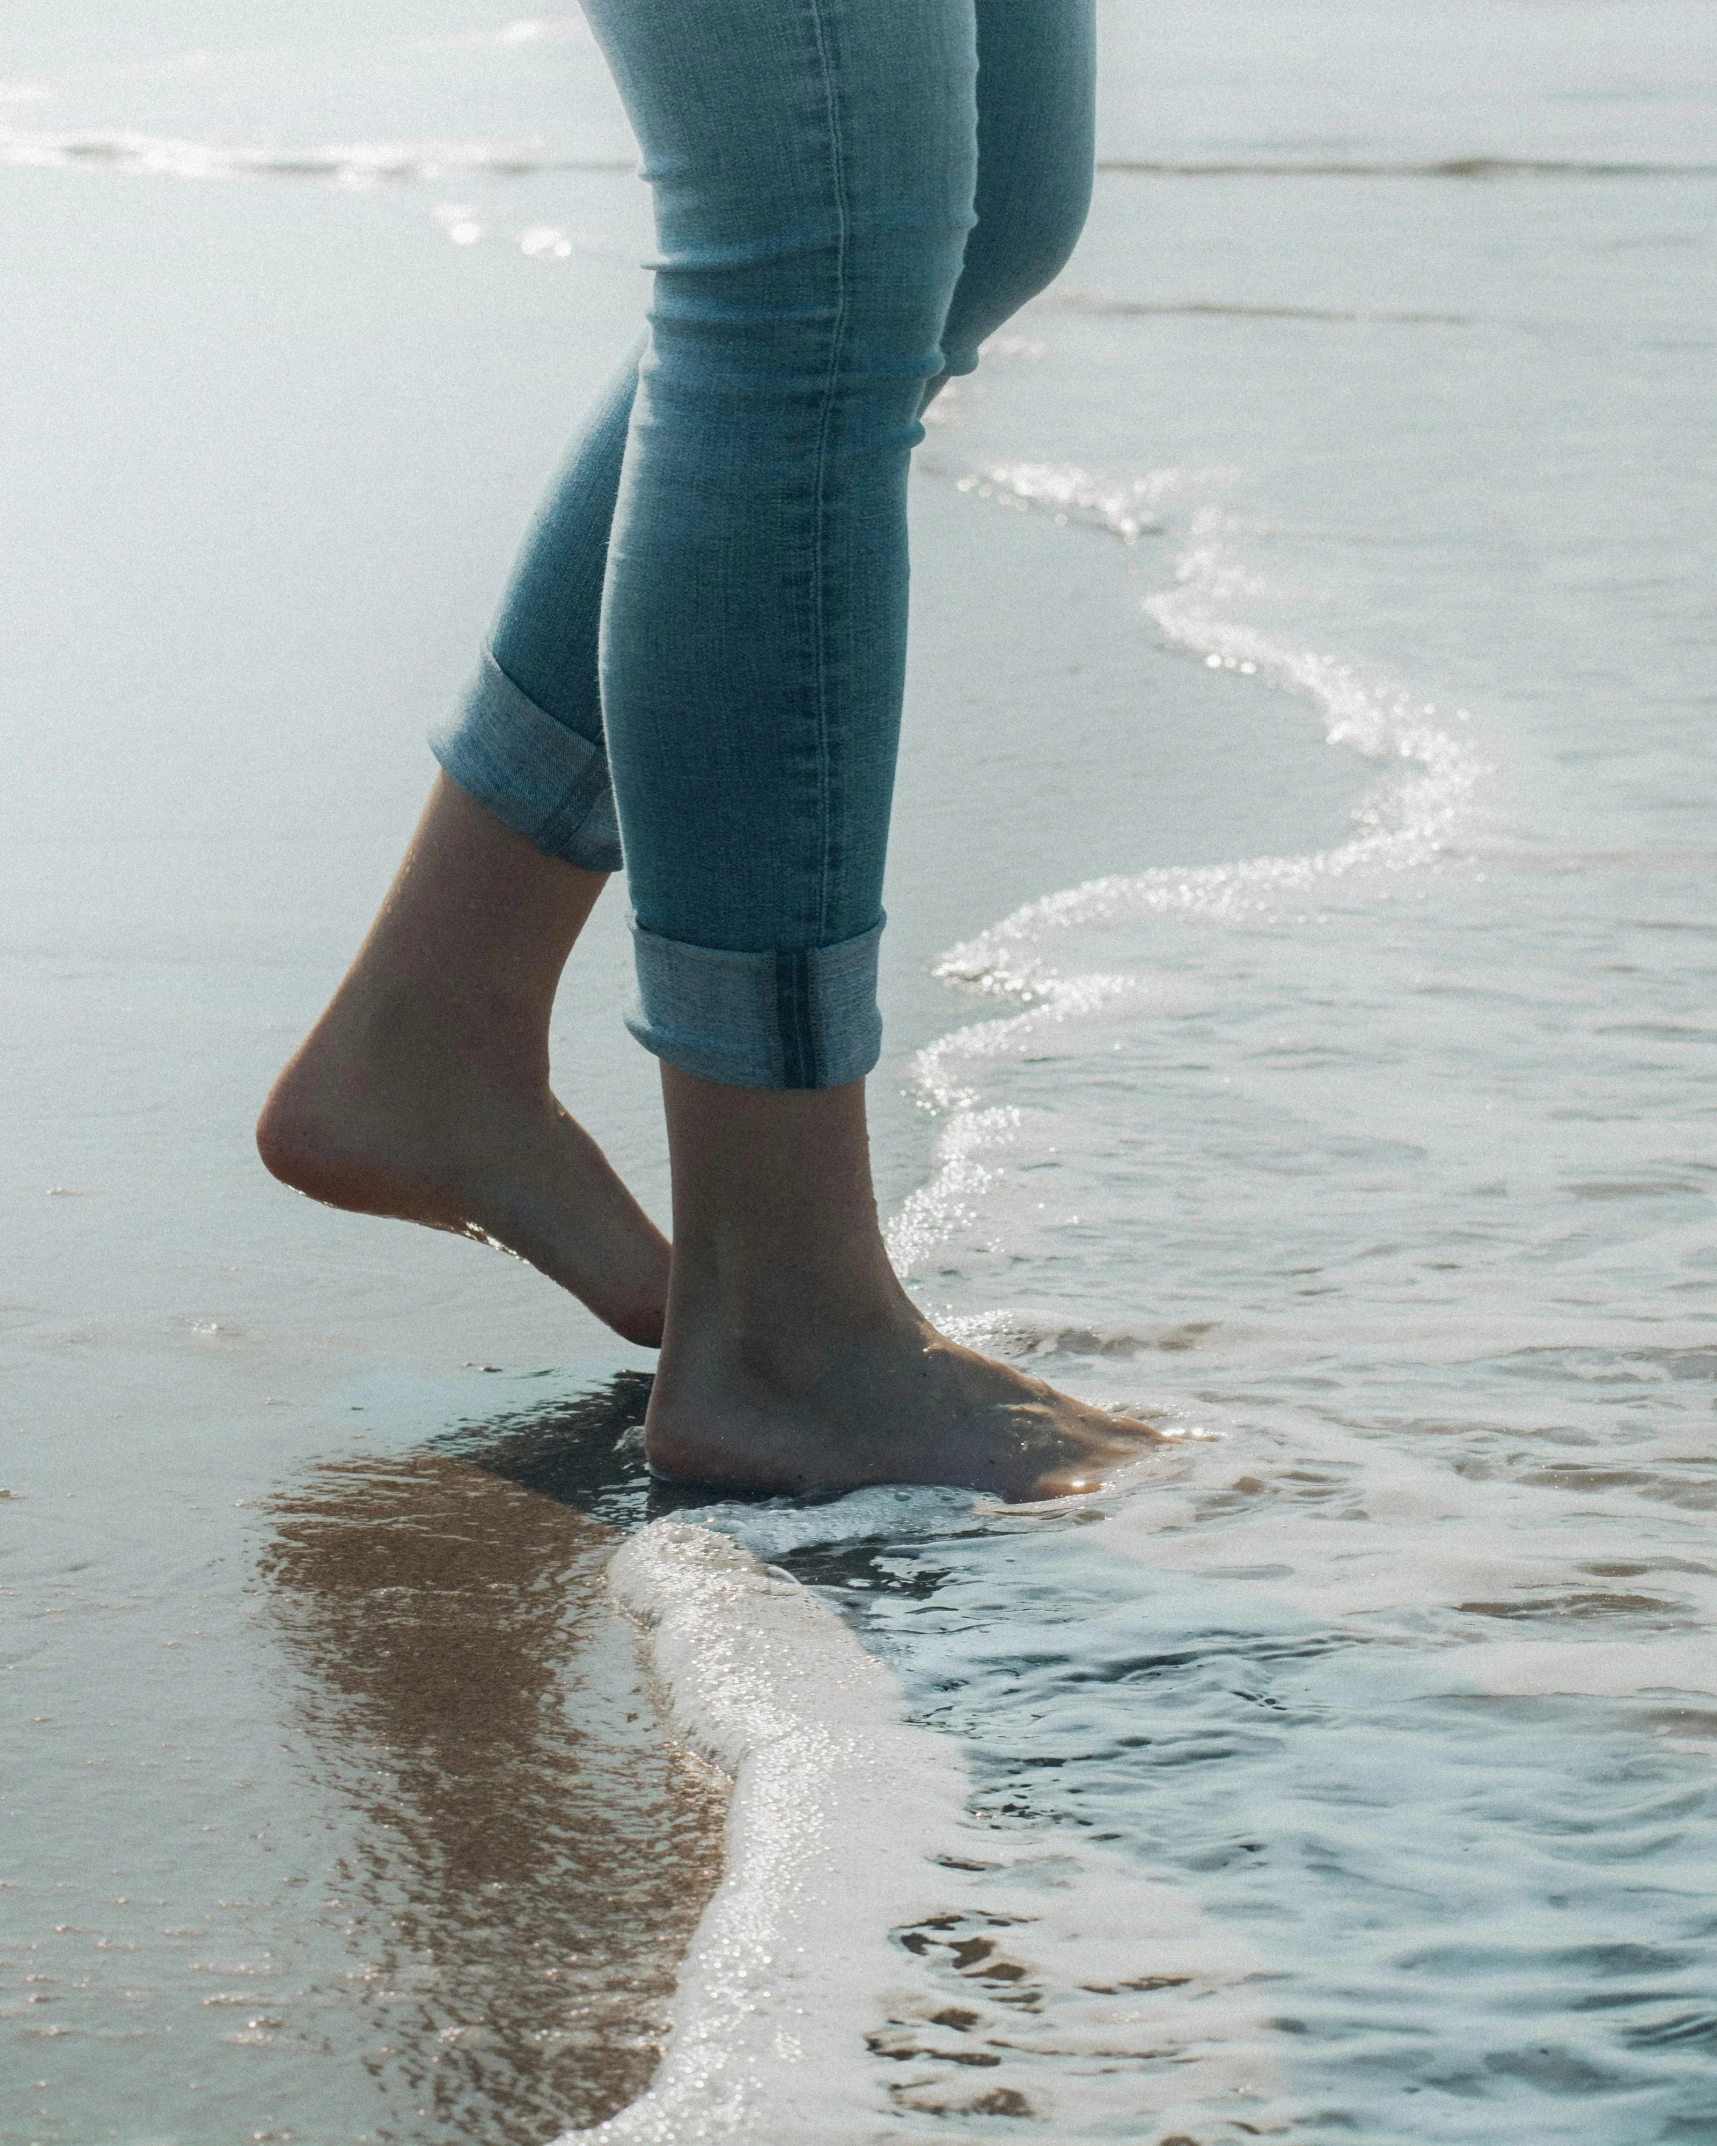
[429,647,623,873]
[626,914,885,1091]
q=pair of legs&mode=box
[259,0,1154,1500]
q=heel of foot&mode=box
[258,1053,670,1350]
[254,1062,435,1223]
[253,1084,330,1199]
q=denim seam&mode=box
[806,0,849,950]
[535,746,614,856]
[773,950,811,1087]
[798,951,821,1087]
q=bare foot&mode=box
[648,1063,1159,1502]
[645,1299,1159,1503]
[257,775,668,1347]
[257,990,670,1349]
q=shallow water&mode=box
[4,4,1716,2142]
[845,47,1717,2126]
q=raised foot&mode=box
[256,1004,670,1349]
[644,1317,1161,1504]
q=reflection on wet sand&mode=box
[261,1376,727,2144]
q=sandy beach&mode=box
[6,4,1717,2141]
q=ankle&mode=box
[663,1249,919,1374]
[316,973,552,1099]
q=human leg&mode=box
[256,774,670,1347]
[257,0,1151,1488]
[258,259,656,1339]
[587,0,978,1087]
[262,0,964,1347]
[580,0,1152,1493]
[426,0,1098,881]
[426,345,638,872]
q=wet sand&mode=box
[258,1379,726,2141]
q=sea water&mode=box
[3,5,1715,2142]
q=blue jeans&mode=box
[432,0,1095,1087]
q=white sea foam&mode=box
[568,1518,1279,2143]
[934,473,1483,1008]
[415,15,588,50]
[886,467,1485,1279]
[558,1519,970,2144]
[0,127,633,183]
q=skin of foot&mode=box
[256,778,670,1349]
[646,1067,1162,1503]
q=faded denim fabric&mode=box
[432,0,1096,1087]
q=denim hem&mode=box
[429,648,623,874]
[625,914,884,1091]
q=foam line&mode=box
[885,465,1485,1279]
[931,473,1483,1006]
[1050,288,1471,325]
[1095,156,1717,179]
[557,1520,972,2145]
[0,128,632,182]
